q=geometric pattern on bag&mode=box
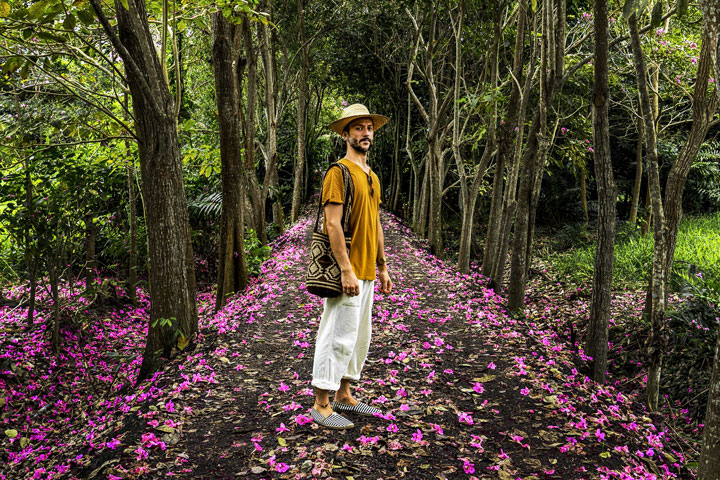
[305,162,354,298]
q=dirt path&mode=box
[76,211,692,479]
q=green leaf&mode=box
[650,1,663,28]
[530,0,536,12]
[4,429,18,438]
[622,0,638,19]
[118,0,129,10]
[63,13,76,30]
[76,7,95,25]
[0,2,10,17]
[27,0,47,20]
[277,437,287,446]
[599,451,611,458]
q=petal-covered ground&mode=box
[0,211,698,479]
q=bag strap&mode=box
[313,162,354,236]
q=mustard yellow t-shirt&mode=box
[321,158,381,280]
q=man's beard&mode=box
[349,136,372,153]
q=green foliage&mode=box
[684,141,720,213]
[552,213,720,288]
[244,228,270,277]
[663,265,719,420]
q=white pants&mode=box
[312,280,375,391]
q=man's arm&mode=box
[325,202,360,296]
[377,216,393,294]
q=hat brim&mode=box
[329,114,389,135]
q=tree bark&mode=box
[241,17,266,245]
[291,0,310,223]
[212,12,249,312]
[90,0,198,383]
[699,325,720,480]
[127,156,138,306]
[85,213,97,289]
[259,7,284,233]
[628,119,643,225]
[585,0,616,384]
[662,24,719,285]
[629,12,666,411]
[484,0,528,281]
[455,0,496,273]
[49,254,60,353]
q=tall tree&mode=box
[453,0,496,274]
[585,0,616,384]
[406,3,454,258]
[699,327,720,479]
[627,9,665,411]
[89,0,198,382]
[507,0,566,310]
[212,11,249,312]
[291,0,310,223]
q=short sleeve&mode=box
[321,166,345,205]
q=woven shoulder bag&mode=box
[305,162,354,298]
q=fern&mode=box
[686,141,720,212]
[188,192,223,218]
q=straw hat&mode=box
[328,103,389,135]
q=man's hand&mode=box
[378,269,393,294]
[342,269,360,296]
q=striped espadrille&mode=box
[331,401,382,416]
[310,408,354,430]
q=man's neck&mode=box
[345,148,368,168]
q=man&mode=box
[310,104,393,430]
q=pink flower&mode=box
[396,388,407,397]
[294,414,312,425]
[278,382,290,392]
[412,429,423,442]
[463,460,475,474]
[458,411,474,425]
[387,424,399,433]
[520,387,530,396]
[275,463,290,473]
[472,382,484,394]
[276,423,290,433]
[487,362,496,370]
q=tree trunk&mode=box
[629,12,666,411]
[49,255,60,353]
[85,213,97,289]
[628,119,643,225]
[90,0,199,383]
[699,325,720,479]
[507,0,552,311]
[291,0,309,223]
[127,157,138,306]
[24,159,36,326]
[579,168,589,226]
[585,0,616,384]
[241,17,266,245]
[490,16,537,289]
[662,27,718,288]
[259,9,284,234]
[212,12,249,312]
[483,0,527,280]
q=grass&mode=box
[551,212,720,289]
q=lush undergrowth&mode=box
[551,212,720,289]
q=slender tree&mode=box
[212,11,249,312]
[585,0,616,384]
[89,0,198,382]
[291,0,310,223]
[628,9,666,411]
